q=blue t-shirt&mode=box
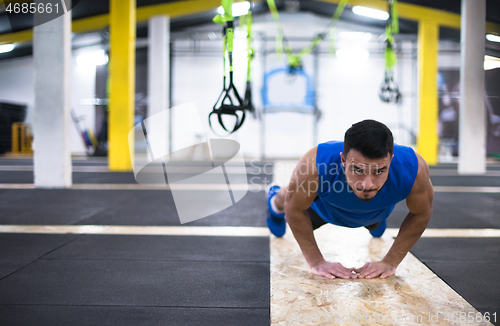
[309,141,418,227]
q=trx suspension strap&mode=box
[242,11,256,117]
[266,0,287,62]
[209,0,251,134]
[267,0,302,72]
[379,0,401,103]
[266,0,348,73]
[267,0,311,73]
[329,0,349,54]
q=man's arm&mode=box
[355,153,434,279]
[285,146,355,279]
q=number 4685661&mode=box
[5,2,59,14]
[444,312,496,323]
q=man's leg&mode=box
[304,206,327,230]
[275,186,388,237]
[364,222,381,231]
[268,184,327,236]
[267,184,287,237]
[273,186,287,212]
[364,219,387,238]
[364,205,393,237]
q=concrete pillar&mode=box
[33,0,72,188]
[146,15,170,158]
[458,0,486,175]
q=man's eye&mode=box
[375,170,383,175]
[354,169,364,175]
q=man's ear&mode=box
[340,152,345,167]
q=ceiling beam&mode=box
[1,0,499,46]
[0,29,32,45]
[0,0,253,45]
[318,0,500,34]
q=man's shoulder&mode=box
[392,144,418,166]
[315,142,344,179]
[316,141,344,162]
[409,153,431,196]
[386,145,420,200]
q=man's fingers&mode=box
[322,272,335,279]
[313,262,393,280]
[331,265,354,279]
[313,270,335,279]
[365,270,381,279]
[359,268,376,279]
[331,270,351,279]
[323,270,350,280]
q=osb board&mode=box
[271,225,492,326]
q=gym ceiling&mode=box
[0,0,499,61]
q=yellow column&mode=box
[109,0,136,171]
[416,20,439,165]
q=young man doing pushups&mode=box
[266,120,433,279]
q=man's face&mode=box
[340,149,392,202]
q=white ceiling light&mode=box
[352,6,389,20]
[486,34,500,43]
[0,44,15,54]
[336,48,370,61]
[338,31,372,42]
[217,1,250,17]
[484,55,500,70]
[76,49,109,67]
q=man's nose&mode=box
[362,175,374,191]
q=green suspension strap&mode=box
[243,11,256,116]
[329,0,349,55]
[210,0,252,134]
[266,0,306,72]
[379,0,401,103]
[267,0,306,72]
[288,33,323,73]
[267,0,289,61]
[212,15,227,113]
[266,0,349,73]
[391,0,399,35]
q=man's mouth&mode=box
[356,189,377,193]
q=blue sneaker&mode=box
[266,183,286,237]
[267,210,286,237]
[267,183,285,218]
[368,219,386,238]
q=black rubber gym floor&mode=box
[0,158,499,325]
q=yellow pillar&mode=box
[416,20,439,165]
[109,0,136,171]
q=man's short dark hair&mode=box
[343,120,394,159]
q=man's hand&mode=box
[353,261,396,279]
[311,261,356,279]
